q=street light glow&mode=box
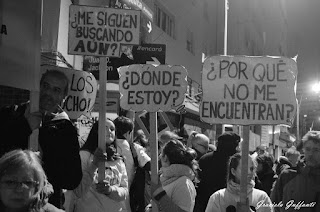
[311,82,320,93]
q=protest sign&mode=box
[119,64,188,112]
[68,5,140,57]
[200,55,297,126]
[41,65,97,119]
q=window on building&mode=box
[186,29,194,54]
[154,2,175,38]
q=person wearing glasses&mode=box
[0,70,82,208]
[271,131,320,212]
[0,149,63,212]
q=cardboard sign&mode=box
[68,5,140,57]
[119,64,188,112]
[200,56,297,126]
[41,65,98,119]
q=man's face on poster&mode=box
[39,73,67,113]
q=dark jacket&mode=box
[271,165,320,212]
[275,156,292,176]
[0,103,82,208]
[256,154,276,196]
[193,150,236,212]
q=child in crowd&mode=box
[0,149,63,212]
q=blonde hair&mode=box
[0,149,52,211]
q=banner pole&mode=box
[150,112,159,212]
[98,57,107,182]
[238,125,250,212]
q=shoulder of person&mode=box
[199,151,214,162]
[253,188,269,197]
[211,188,226,198]
[41,202,65,212]
[133,142,148,155]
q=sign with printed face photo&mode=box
[68,5,141,57]
[119,64,188,112]
[41,65,98,119]
[200,55,298,126]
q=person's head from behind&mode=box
[159,130,182,149]
[134,129,148,147]
[256,154,274,173]
[160,139,198,172]
[256,145,268,156]
[227,153,257,184]
[0,149,48,211]
[82,119,116,154]
[216,132,241,156]
[114,116,134,141]
[285,147,300,167]
[189,132,209,159]
[301,131,320,167]
[39,70,69,114]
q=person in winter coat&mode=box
[66,119,128,212]
[187,131,210,161]
[274,156,292,177]
[271,131,320,212]
[205,153,273,212]
[0,70,82,208]
[256,154,276,196]
[0,149,63,212]
[152,139,198,212]
[114,116,151,212]
[193,132,241,212]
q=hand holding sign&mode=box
[41,65,98,119]
[119,64,188,112]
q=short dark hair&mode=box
[162,139,198,179]
[114,116,134,139]
[40,70,69,96]
[216,132,240,155]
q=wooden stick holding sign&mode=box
[238,126,250,211]
[200,55,298,212]
[150,112,159,211]
[98,57,107,181]
[67,3,141,181]
[118,64,188,212]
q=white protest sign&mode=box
[119,64,188,112]
[41,65,97,119]
[200,55,297,126]
[68,5,140,57]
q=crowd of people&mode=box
[0,70,320,212]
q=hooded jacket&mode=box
[0,102,82,207]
